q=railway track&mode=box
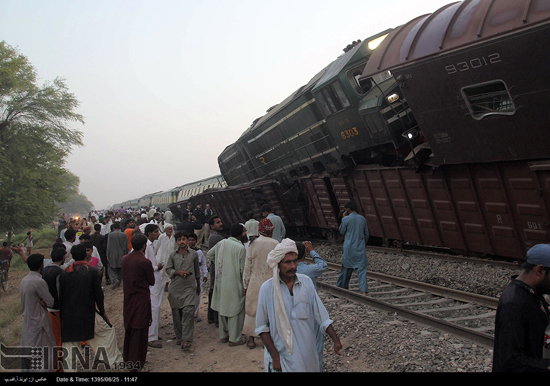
[316,261,497,349]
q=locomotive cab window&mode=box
[461,80,516,120]
[315,81,350,116]
[346,63,372,95]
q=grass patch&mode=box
[10,228,58,250]
[0,299,21,329]
[4,227,58,272]
[0,298,22,346]
[8,254,29,273]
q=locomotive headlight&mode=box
[368,34,389,50]
[387,93,399,103]
[402,128,419,140]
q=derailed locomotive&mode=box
[173,0,550,262]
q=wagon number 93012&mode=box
[341,127,359,139]
[445,53,501,74]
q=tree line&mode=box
[0,41,92,236]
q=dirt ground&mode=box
[0,247,266,373]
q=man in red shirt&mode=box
[0,242,13,280]
[121,234,155,371]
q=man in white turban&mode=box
[255,238,343,372]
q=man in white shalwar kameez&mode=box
[242,218,277,349]
[144,224,164,347]
[255,239,343,372]
[154,223,177,290]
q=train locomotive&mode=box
[166,0,550,262]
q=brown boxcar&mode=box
[298,160,550,260]
[169,178,307,232]
[359,0,550,166]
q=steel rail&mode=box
[317,280,495,348]
[323,261,499,309]
[316,262,497,348]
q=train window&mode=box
[316,91,333,116]
[315,81,351,116]
[461,80,516,120]
[333,82,350,108]
[346,63,371,95]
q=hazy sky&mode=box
[1,0,453,210]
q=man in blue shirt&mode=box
[296,241,327,289]
[296,240,328,370]
[337,201,369,295]
[260,204,286,242]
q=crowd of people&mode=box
[12,201,348,373]
[8,198,550,373]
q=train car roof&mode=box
[360,0,550,79]
[140,191,163,199]
[176,174,225,189]
[159,187,181,194]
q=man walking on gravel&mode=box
[337,201,369,295]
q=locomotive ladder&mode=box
[316,261,497,349]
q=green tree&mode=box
[58,192,94,216]
[0,41,84,234]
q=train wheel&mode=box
[392,240,403,253]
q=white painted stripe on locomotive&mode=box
[247,99,317,144]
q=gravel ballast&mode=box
[310,242,522,372]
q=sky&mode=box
[1,0,454,210]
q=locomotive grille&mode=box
[361,111,386,133]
